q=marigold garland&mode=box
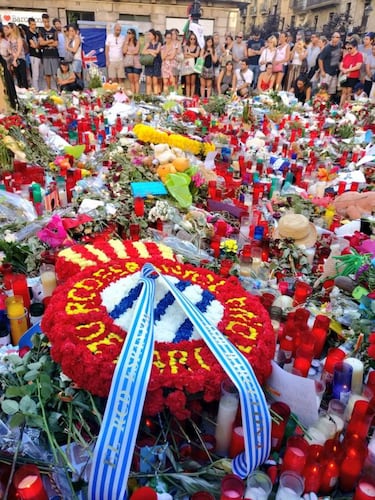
[43,242,275,419]
[133,123,215,157]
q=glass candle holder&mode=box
[129,223,141,241]
[354,479,375,500]
[303,460,321,494]
[192,493,215,500]
[344,357,364,395]
[133,197,145,217]
[322,348,346,386]
[293,281,313,306]
[275,471,304,500]
[40,264,57,299]
[215,380,239,457]
[12,464,48,500]
[346,400,373,440]
[6,295,28,346]
[332,362,353,404]
[244,470,273,500]
[281,440,307,474]
[229,426,245,458]
[11,273,30,309]
[271,401,291,451]
[220,474,244,500]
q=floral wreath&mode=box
[43,241,275,419]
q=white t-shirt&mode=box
[106,33,125,62]
[235,67,253,89]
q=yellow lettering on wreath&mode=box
[67,288,96,302]
[87,332,123,353]
[182,270,199,282]
[238,345,253,354]
[153,350,166,372]
[124,262,139,273]
[227,297,247,307]
[226,321,258,340]
[168,350,188,374]
[194,347,210,371]
[76,321,106,340]
[66,302,100,315]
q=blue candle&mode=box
[332,362,353,405]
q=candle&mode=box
[192,493,215,500]
[134,197,145,217]
[345,357,364,395]
[220,474,245,500]
[270,402,291,451]
[282,446,306,474]
[129,223,141,241]
[344,394,368,422]
[275,471,304,500]
[229,426,245,458]
[11,274,30,309]
[6,295,28,345]
[293,281,312,306]
[215,380,239,456]
[13,464,48,500]
[304,427,326,446]
[40,264,57,298]
[314,414,337,440]
[244,470,272,500]
[303,461,321,494]
[354,480,375,500]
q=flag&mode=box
[80,27,106,68]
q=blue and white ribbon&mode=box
[89,263,271,499]
[88,264,156,500]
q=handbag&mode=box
[124,54,134,68]
[339,73,347,85]
[194,57,204,74]
[181,57,195,76]
[140,54,155,67]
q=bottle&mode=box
[56,176,68,208]
[29,302,45,326]
[5,295,28,345]
[32,183,43,216]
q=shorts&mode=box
[108,61,125,80]
[125,67,142,75]
[43,57,59,77]
[72,59,82,74]
[341,77,359,89]
[320,73,338,95]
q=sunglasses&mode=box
[237,36,243,39]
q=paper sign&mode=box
[204,150,217,170]
[265,361,319,427]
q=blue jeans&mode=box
[249,64,260,88]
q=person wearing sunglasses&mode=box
[231,32,247,70]
[339,39,363,106]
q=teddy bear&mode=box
[333,191,375,220]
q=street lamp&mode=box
[190,0,202,23]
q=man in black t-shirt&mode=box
[318,32,342,96]
[247,30,264,89]
[26,17,42,90]
[38,13,59,89]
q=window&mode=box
[66,10,95,25]
[119,14,151,22]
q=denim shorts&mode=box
[72,59,82,74]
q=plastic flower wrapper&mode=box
[37,214,73,248]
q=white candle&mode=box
[304,427,326,446]
[275,486,302,500]
[40,265,57,298]
[315,415,337,440]
[244,486,268,500]
[328,413,344,436]
[345,357,364,394]
[215,390,239,456]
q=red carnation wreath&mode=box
[43,240,275,419]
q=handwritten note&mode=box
[266,361,319,427]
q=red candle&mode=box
[208,180,217,199]
[303,461,321,493]
[220,474,244,500]
[338,181,347,194]
[13,465,48,500]
[319,457,339,495]
[192,493,215,500]
[271,402,291,451]
[282,446,306,473]
[229,426,245,458]
[293,281,312,306]
[134,197,145,217]
[129,223,140,241]
[354,480,375,499]
[11,273,30,310]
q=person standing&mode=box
[318,32,342,100]
[231,32,247,70]
[8,23,28,88]
[161,30,177,92]
[339,39,363,106]
[199,35,217,98]
[306,33,321,79]
[65,25,82,78]
[247,29,264,89]
[53,18,66,60]
[105,23,126,85]
[273,32,290,90]
[38,13,59,90]
[123,28,141,95]
[26,17,42,90]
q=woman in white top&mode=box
[285,40,307,91]
[273,32,290,90]
[259,36,277,72]
[65,25,82,77]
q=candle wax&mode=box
[244,486,268,500]
[41,271,57,297]
[215,393,239,456]
[275,486,301,500]
[223,490,241,498]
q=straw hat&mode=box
[273,213,317,248]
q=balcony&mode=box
[305,0,339,8]
[291,0,307,11]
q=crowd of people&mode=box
[0,14,374,105]
[0,13,82,91]
[105,25,375,104]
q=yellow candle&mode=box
[6,295,28,345]
[40,265,57,298]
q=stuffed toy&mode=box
[333,191,375,220]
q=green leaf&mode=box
[24,369,40,382]
[27,362,42,371]
[40,383,54,400]
[5,386,26,398]
[64,144,85,159]
[1,399,20,415]
[6,354,24,366]
[9,412,25,428]
[48,411,63,430]
[19,395,37,414]
[26,414,44,429]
